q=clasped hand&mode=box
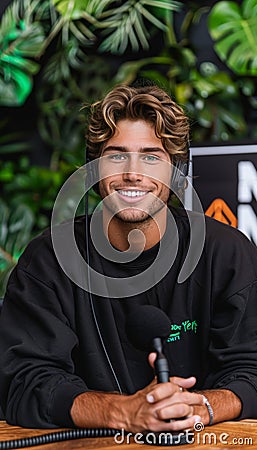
[121,353,204,433]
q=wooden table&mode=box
[1,420,257,449]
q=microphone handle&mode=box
[155,356,170,383]
[148,340,189,445]
[152,337,170,383]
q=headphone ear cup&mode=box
[86,152,100,194]
[170,159,189,192]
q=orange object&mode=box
[205,198,237,228]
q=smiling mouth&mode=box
[116,189,148,199]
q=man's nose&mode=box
[123,155,143,181]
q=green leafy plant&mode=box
[114,39,247,142]
[208,0,257,75]
[0,0,183,107]
[96,0,181,54]
[1,0,257,296]
[0,0,185,294]
[0,157,77,230]
[0,199,35,297]
[0,0,49,105]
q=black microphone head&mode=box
[126,305,171,351]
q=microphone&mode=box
[126,305,189,446]
[126,305,171,383]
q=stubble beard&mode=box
[103,194,168,224]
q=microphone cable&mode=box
[84,159,122,394]
[0,427,118,449]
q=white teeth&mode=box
[118,190,147,197]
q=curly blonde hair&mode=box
[86,84,189,165]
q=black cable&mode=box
[84,161,122,394]
[0,427,118,449]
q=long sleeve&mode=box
[208,280,257,418]
[0,220,133,428]
[0,232,88,428]
[0,269,88,427]
[203,220,257,418]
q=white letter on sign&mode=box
[238,161,257,202]
[238,205,257,245]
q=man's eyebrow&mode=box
[102,146,166,153]
[102,146,127,153]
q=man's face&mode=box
[98,119,172,223]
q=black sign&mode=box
[185,145,257,245]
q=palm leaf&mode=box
[52,0,96,41]
[52,0,91,19]
[128,10,148,51]
[208,0,257,75]
[99,0,181,18]
[135,3,168,31]
[99,0,182,54]
[86,0,115,16]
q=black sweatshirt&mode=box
[0,207,257,428]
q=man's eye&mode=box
[142,154,160,162]
[108,153,127,161]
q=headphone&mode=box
[84,148,189,394]
[170,155,189,192]
[84,91,189,393]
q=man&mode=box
[0,83,257,432]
